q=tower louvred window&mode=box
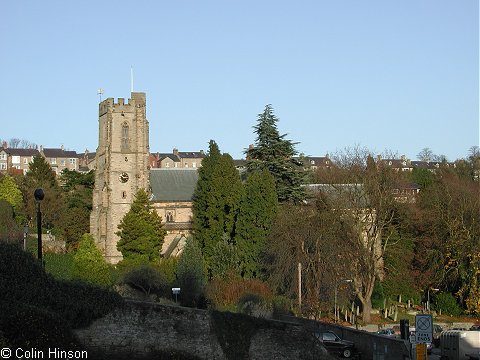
[121,122,129,150]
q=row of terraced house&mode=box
[0,144,460,178]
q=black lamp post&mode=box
[34,188,45,262]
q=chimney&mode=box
[173,148,178,156]
[61,144,64,151]
[40,145,43,153]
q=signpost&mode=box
[415,314,433,343]
[415,314,433,360]
[172,287,180,303]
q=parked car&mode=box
[433,324,443,347]
[376,328,396,337]
[313,330,357,358]
[470,324,480,331]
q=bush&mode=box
[177,238,207,308]
[0,300,80,350]
[237,293,270,317]
[434,292,463,316]
[72,234,114,287]
[0,242,123,331]
[121,264,170,298]
[44,252,74,281]
[371,280,386,309]
[206,277,273,311]
[156,257,178,285]
[272,295,292,318]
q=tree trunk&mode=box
[361,297,373,323]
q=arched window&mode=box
[166,211,174,222]
[121,122,129,150]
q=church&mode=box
[89,92,195,263]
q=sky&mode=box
[1,0,478,161]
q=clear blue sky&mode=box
[1,0,478,160]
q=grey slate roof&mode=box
[42,148,78,158]
[150,169,198,202]
[159,153,181,162]
[5,148,40,156]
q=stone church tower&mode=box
[90,92,150,264]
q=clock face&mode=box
[119,172,129,183]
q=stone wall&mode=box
[74,300,333,360]
[280,315,411,360]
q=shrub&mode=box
[121,264,170,297]
[0,300,79,350]
[206,277,273,311]
[0,242,123,331]
[156,257,178,285]
[272,295,292,318]
[237,293,270,316]
[72,233,114,287]
[177,238,207,308]
[44,252,74,281]
[434,292,463,316]
[371,280,386,309]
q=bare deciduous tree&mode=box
[318,146,400,323]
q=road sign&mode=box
[415,314,433,343]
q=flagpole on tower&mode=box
[97,88,104,102]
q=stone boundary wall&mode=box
[279,315,411,360]
[74,300,333,360]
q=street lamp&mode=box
[34,188,44,263]
[427,288,440,312]
[334,279,352,323]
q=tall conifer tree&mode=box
[235,170,278,278]
[116,188,165,262]
[246,105,306,203]
[192,140,244,268]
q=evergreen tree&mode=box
[246,105,306,203]
[20,156,64,232]
[59,169,94,251]
[209,233,240,280]
[176,237,207,307]
[235,170,278,278]
[192,140,244,268]
[116,188,165,262]
[25,155,57,188]
[72,233,113,286]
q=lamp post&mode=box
[427,288,440,312]
[334,279,352,323]
[34,188,44,263]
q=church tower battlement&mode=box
[90,92,150,263]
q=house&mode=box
[40,145,79,174]
[0,147,40,175]
[150,148,206,169]
[0,145,80,175]
[302,155,333,171]
[378,155,414,172]
[77,149,96,172]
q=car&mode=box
[433,324,443,347]
[470,324,480,331]
[376,328,396,337]
[313,330,357,358]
